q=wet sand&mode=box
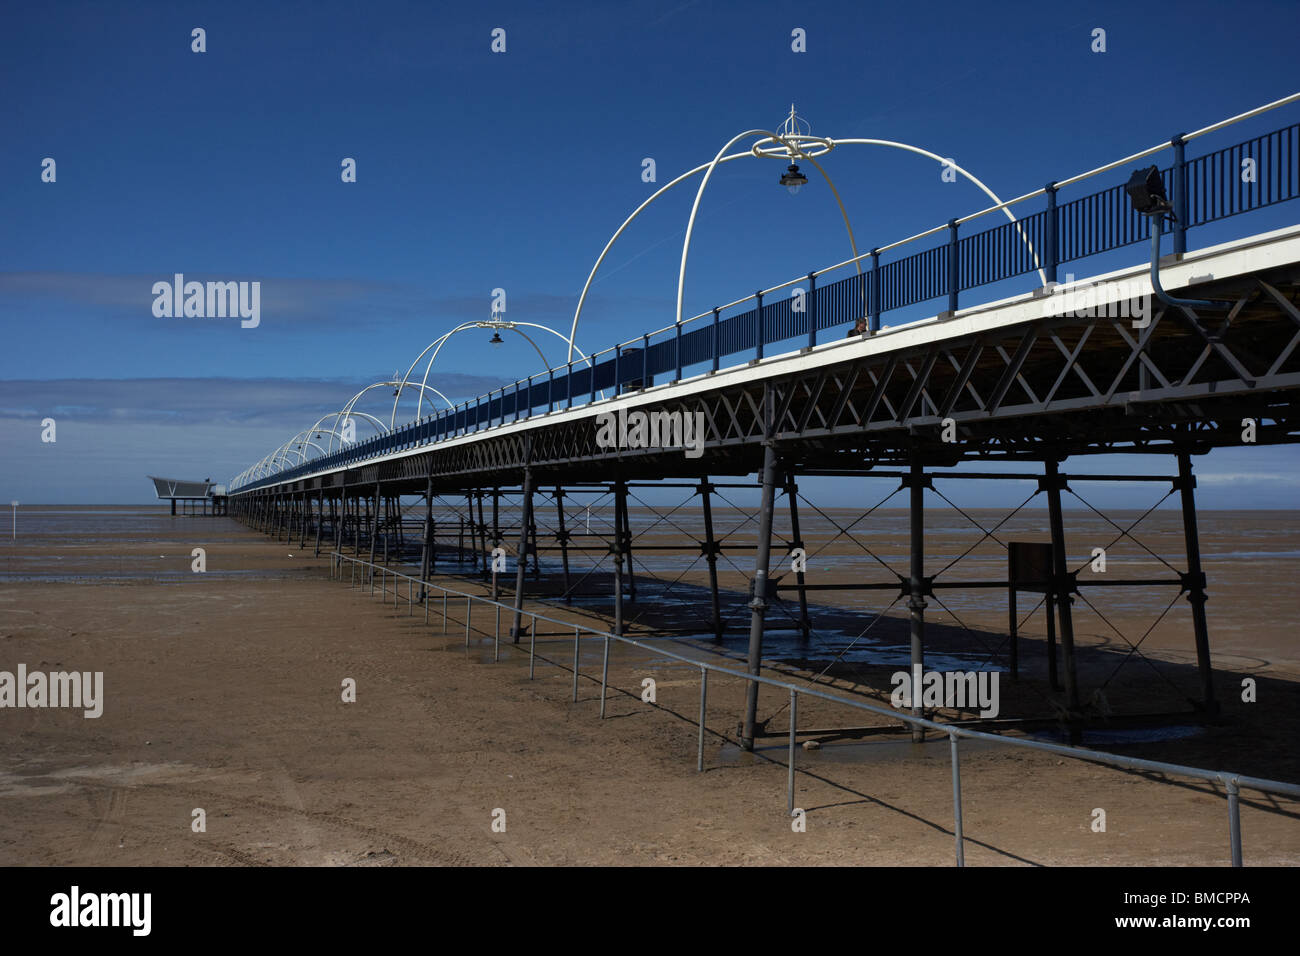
[0,505,1297,866]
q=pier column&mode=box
[491,487,501,600]
[381,495,392,565]
[607,482,626,636]
[470,496,486,572]
[555,486,573,602]
[785,472,811,640]
[511,467,534,643]
[313,491,324,556]
[368,483,381,574]
[741,443,780,751]
[395,495,405,553]
[419,477,434,600]
[615,479,635,602]
[1044,459,1081,737]
[353,495,361,555]
[1177,451,1218,717]
[904,458,928,743]
[476,491,489,579]
[528,508,540,582]
[699,478,723,641]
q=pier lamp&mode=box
[780,163,809,195]
[489,331,504,347]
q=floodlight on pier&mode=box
[1125,165,1173,216]
[1126,164,1231,312]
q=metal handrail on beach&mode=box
[329,551,1300,867]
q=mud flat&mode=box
[0,506,1297,866]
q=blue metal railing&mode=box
[235,116,1300,492]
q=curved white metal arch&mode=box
[677,128,785,326]
[568,148,764,362]
[383,380,459,431]
[832,137,1045,286]
[289,438,328,459]
[326,408,389,453]
[333,384,410,452]
[397,323,549,427]
[301,408,388,454]
[571,128,1043,357]
[568,139,861,361]
[397,322,595,423]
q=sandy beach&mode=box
[1,505,1298,866]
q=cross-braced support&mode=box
[742,441,780,752]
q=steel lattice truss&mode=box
[259,270,1300,499]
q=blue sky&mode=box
[2,0,1298,504]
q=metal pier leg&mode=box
[699,478,723,641]
[528,509,540,582]
[353,495,361,556]
[491,487,501,601]
[906,459,928,743]
[1044,459,1081,740]
[368,483,380,578]
[476,491,489,579]
[467,492,479,572]
[555,487,572,603]
[1227,779,1242,866]
[615,479,636,602]
[742,443,780,752]
[395,495,405,554]
[786,472,811,640]
[612,550,625,637]
[511,467,534,643]
[300,492,309,549]
[382,495,391,565]
[313,491,323,556]
[1008,579,1019,682]
[419,478,434,601]
[1178,451,1218,717]
[1046,591,1060,690]
[950,731,965,866]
